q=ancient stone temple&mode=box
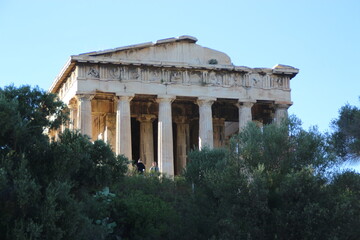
[49,36,299,175]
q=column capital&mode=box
[156,95,176,103]
[137,114,156,122]
[236,101,256,108]
[173,116,189,124]
[274,101,292,109]
[196,97,216,107]
[68,98,78,109]
[213,117,225,125]
[75,94,94,102]
[116,93,134,102]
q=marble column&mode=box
[274,103,291,125]
[105,114,116,151]
[174,116,190,175]
[116,94,134,160]
[157,95,175,176]
[137,114,156,171]
[213,118,225,148]
[197,97,216,149]
[68,102,77,131]
[76,94,94,138]
[238,101,254,130]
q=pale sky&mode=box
[1,0,359,169]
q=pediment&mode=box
[77,36,232,66]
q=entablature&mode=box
[75,62,294,91]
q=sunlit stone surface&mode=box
[49,36,298,176]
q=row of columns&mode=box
[73,94,290,176]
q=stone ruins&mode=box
[49,36,299,175]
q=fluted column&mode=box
[174,116,190,175]
[137,114,156,171]
[116,94,134,160]
[157,95,175,176]
[105,114,116,150]
[274,102,291,125]
[197,97,216,149]
[238,101,254,130]
[213,118,225,148]
[76,94,94,138]
[68,102,77,131]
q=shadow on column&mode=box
[131,117,140,165]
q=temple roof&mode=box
[74,35,233,66]
[49,36,299,93]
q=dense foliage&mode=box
[331,99,360,160]
[1,85,359,239]
[0,86,127,239]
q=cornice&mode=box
[71,55,251,72]
[49,58,77,94]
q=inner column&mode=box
[105,113,116,152]
[213,118,225,148]
[197,97,216,149]
[137,114,156,171]
[174,116,190,175]
[157,95,175,176]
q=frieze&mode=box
[88,67,100,78]
[108,66,121,80]
[77,65,290,90]
[149,69,161,82]
[170,70,182,83]
[190,71,202,85]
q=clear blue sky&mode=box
[1,0,359,169]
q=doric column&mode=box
[137,114,156,171]
[68,102,77,131]
[76,94,94,138]
[174,116,190,175]
[116,94,134,160]
[237,101,255,130]
[157,95,175,176]
[197,97,216,149]
[105,113,116,151]
[274,102,292,125]
[213,118,225,148]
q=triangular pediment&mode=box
[77,36,233,66]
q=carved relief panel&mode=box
[78,63,290,91]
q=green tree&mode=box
[184,147,227,185]
[2,85,360,240]
[0,85,128,240]
[230,116,333,174]
[270,168,329,240]
[0,85,67,154]
[331,100,360,160]
[182,117,347,240]
[325,171,360,239]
